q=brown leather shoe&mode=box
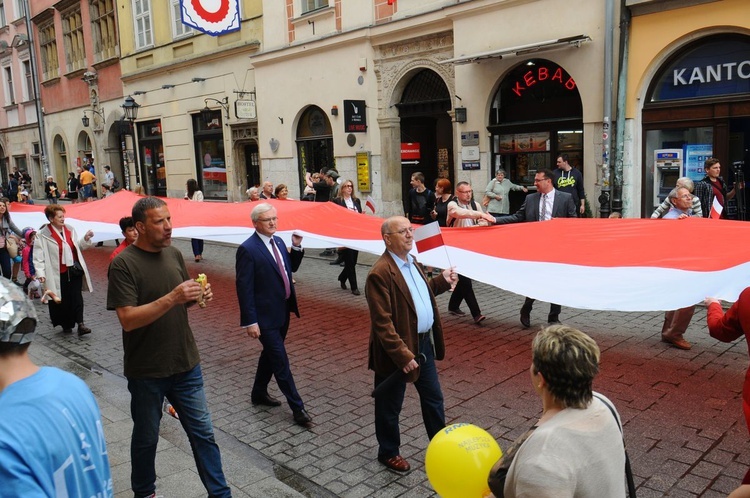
[378,454,410,472]
[77,323,92,336]
[662,336,692,350]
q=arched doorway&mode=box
[296,105,333,198]
[488,58,584,213]
[641,33,750,218]
[396,69,452,213]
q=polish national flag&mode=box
[710,197,723,219]
[414,223,444,253]
[365,195,376,214]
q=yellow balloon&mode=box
[426,423,502,498]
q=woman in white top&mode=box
[332,179,363,295]
[185,179,204,262]
[488,325,626,498]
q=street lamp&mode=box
[121,96,141,190]
[81,108,106,128]
[201,97,229,125]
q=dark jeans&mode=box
[0,247,10,278]
[127,364,230,498]
[253,315,304,412]
[522,297,561,320]
[191,238,204,257]
[374,333,445,459]
[337,248,359,290]
[448,274,481,318]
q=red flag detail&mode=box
[366,195,376,214]
[414,223,444,253]
[710,196,723,219]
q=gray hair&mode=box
[675,177,694,193]
[251,202,275,222]
[246,186,259,197]
[132,197,167,224]
[667,186,689,202]
[495,169,506,176]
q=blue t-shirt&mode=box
[0,366,112,497]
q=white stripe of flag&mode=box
[710,196,723,219]
[414,223,444,253]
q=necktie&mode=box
[270,239,291,299]
[540,194,548,221]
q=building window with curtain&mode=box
[192,112,227,199]
[90,0,118,62]
[133,0,153,49]
[62,8,86,73]
[39,22,59,81]
[170,0,194,39]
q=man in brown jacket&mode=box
[365,216,457,472]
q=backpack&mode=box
[448,197,478,227]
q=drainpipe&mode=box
[23,0,50,178]
[599,0,615,218]
[612,0,631,215]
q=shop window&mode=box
[192,112,226,199]
[137,120,166,197]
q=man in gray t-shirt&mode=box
[107,196,230,498]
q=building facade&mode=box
[254,0,616,216]
[116,0,263,201]
[625,0,750,218]
[0,0,42,196]
[29,0,124,198]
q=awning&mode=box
[440,35,592,66]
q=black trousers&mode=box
[448,274,481,318]
[337,249,359,291]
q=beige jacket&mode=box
[33,224,93,297]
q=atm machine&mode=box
[653,149,683,209]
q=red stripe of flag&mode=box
[710,196,723,219]
[414,223,444,253]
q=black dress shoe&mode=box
[251,394,282,407]
[293,408,312,426]
[547,316,561,324]
[351,289,361,296]
[520,311,531,329]
[340,280,347,290]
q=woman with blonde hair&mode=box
[332,179,363,295]
[488,325,627,498]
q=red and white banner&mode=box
[414,223,444,253]
[365,195,376,214]
[181,0,240,36]
[710,196,723,219]
[14,191,750,312]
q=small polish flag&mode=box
[710,197,723,219]
[366,195,376,214]
[414,223,444,253]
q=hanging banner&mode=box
[181,0,241,36]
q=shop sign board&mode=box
[356,151,371,193]
[344,100,367,132]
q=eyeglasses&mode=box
[343,184,353,188]
[533,177,551,184]
[257,216,277,223]
[457,189,472,194]
[677,195,692,200]
[386,227,415,236]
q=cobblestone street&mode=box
[35,239,750,497]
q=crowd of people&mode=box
[4,155,750,497]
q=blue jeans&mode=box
[127,364,230,498]
[374,333,445,459]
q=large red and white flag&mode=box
[15,192,750,312]
[180,0,240,36]
[414,223,444,253]
[710,197,723,219]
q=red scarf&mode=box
[48,225,78,273]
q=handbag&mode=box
[67,261,85,278]
[5,236,18,259]
[594,393,637,497]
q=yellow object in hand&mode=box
[195,273,208,308]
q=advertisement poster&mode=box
[684,144,712,181]
[498,132,550,153]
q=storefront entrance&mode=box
[642,34,750,218]
[488,59,583,213]
[397,69,452,212]
[296,106,334,198]
[137,120,166,197]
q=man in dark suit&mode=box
[492,169,577,328]
[236,203,311,427]
[365,216,457,472]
